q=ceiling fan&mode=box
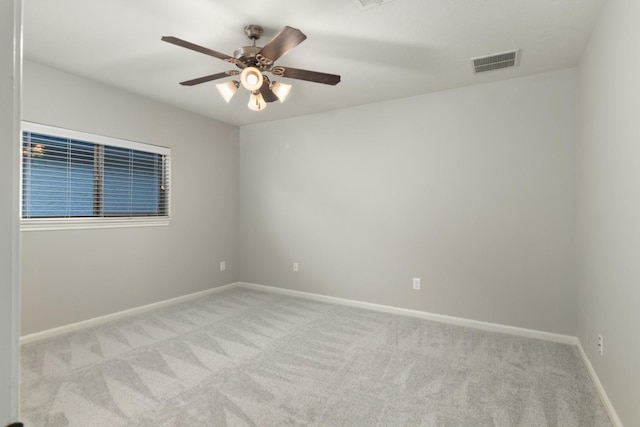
[161,25,341,111]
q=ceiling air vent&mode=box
[354,0,395,10]
[471,49,520,74]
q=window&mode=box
[21,122,170,230]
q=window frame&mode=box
[20,122,171,231]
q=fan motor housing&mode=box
[233,46,261,67]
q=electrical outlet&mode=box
[293,262,299,272]
[412,277,421,290]
[220,261,226,271]
[598,334,603,356]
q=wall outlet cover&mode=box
[598,334,603,356]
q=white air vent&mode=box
[471,49,520,74]
[354,0,395,10]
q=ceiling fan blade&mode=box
[277,67,341,86]
[258,26,307,63]
[161,36,233,61]
[179,72,230,86]
[260,81,279,103]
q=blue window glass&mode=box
[22,133,94,218]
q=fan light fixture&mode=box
[240,67,263,91]
[217,73,291,110]
[248,91,267,111]
[216,81,239,103]
[218,67,288,111]
[270,81,292,103]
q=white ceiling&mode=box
[24,0,605,127]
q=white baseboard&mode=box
[20,282,241,345]
[21,279,620,425]
[576,340,623,427]
[238,282,578,345]
[22,280,577,346]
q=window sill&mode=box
[21,217,171,231]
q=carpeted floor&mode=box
[21,287,612,426]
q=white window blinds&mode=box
[21,122,170,221]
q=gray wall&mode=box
[0,0,21,423]
[240,69,578,335]
[21,61,240,335]
[576,0,640,425]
